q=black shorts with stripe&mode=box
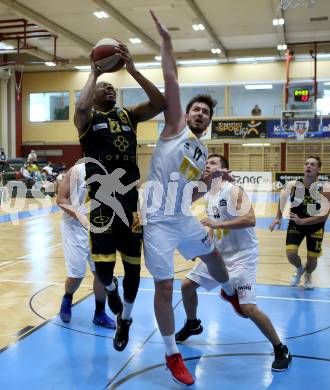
[286,221,324,258]
[88,188,142,265]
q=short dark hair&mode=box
[306,155,322,168]
[208,153,229,169]
[185,94,217,119]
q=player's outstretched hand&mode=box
[150,9,171,40]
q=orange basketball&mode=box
[91,38,125,73]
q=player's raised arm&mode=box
[115,42,167,122]
[74,60,102,135]
[150,10,186,138]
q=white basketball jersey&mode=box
[62,163,88,224]
[206,182,258,255]
[146,126,207,217]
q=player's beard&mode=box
[188,123,207,136]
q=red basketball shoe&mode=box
[165,353,194,386]
[220,289,248,318]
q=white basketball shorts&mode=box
[61,219,95,278]
[187,246,258,305]
[144,215,214,281]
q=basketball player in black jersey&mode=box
[270,156,330,289]
[74,41,166,351]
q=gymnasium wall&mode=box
[20,60,330,173]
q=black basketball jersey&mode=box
[79,106,140,185]
[289,179,325,229]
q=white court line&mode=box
[0,279,91,288]
[0,261,12,268]
[138,287,330,304]
[0,282,329,303]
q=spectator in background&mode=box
[0,149,7,162]
[20,163,35,188]
[251,104,262,116]
[27,149,37,163]
[0,149,7,173]
[26,161,39,175]
[43,161,53,175]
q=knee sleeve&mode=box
[94,262,116,287]
[122,261,141,303]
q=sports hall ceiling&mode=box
[0,0,329,72]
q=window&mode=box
[180,86,224,116]
[29,92,69,122]
[122,85,225,119]
[230,84,283,117]
[75,91,81,103]
[317,82,330,116]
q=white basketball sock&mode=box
[163,335,179,356]
[122,300,133,320]
[105,281,116,292]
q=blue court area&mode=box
[1,278,330,389]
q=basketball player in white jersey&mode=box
[57,163,116,328]
[176,154,292,371]
[146,12,242,385]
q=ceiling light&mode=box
[235,57,275,63]
[0,43,14,50]
[93,11,109,19]
[147,144,156,147]
[211,48,221,54]
[236,57,257,63]
[135,62,161,69]
[242,143,271,147]
[45,62,56,67]
[74,65,91,71]
[277,44,287,51]
[192,22,205,31]
[177,59,218,66]
[244,84,273,90]
[273,18,285,26]
[317,54,330,59]
[154,56,161,61]
[129,38,142,44]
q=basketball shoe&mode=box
[166,353,194,385]
[93,311,116,329]
[113,313,132,351]
[59,295,72,323]
[175,319,203,342]
[220,289,248,318]
[272,344,292,371]
[290,267,304,287]
[304,273,314,290]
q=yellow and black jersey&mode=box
[289,179,326,231]
[79,106,139,185]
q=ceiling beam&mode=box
[91,0,160,53]
[185,0,227,57]
[0,0,93,53]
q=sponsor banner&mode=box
[275,172,330,189]
[232,171,272,191]
[212,119,267,138]
[267,117,330,138]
